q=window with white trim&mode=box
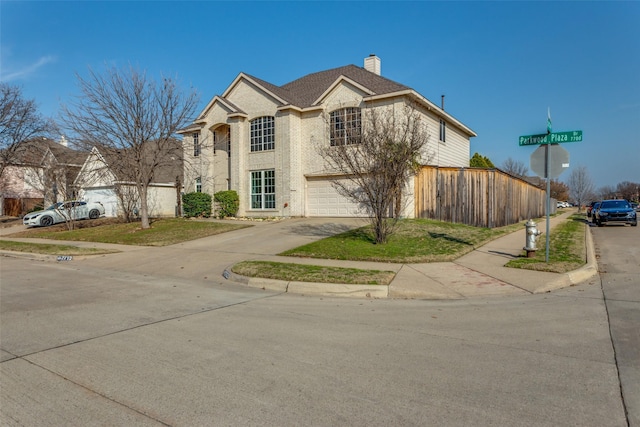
[193,132,201,156]
[330,107,361,146]
[250,170,275,209]
[195,177,202,193]
[250,116,275,152]
[439,119,446,142]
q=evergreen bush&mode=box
[182,192,212,218]
[214,190,239,218]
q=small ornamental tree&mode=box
[317,103,431,244]
[214,190,239,218]
[182,192,212,218]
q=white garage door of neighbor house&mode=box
[83,189,118,217]
[306,179,366,217]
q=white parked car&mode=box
[23,201,105,227]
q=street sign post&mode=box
[518,112,583,262]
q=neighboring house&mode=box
[180,55,476,218]
[74,143,183,218]
[0,137,87,216]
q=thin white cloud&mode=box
[0,55,56,82]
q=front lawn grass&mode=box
[232,261,395,286]
[0,240,119,256]
[505,214,586,273]
[280,218,524,263]
[8,218,252,246]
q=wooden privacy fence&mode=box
[414,166,547,228]
[2,198,44,217]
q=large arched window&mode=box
[250,116,275,152]
[330,107,361,146]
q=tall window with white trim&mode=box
[330,107,361,146]
[250,170,275,209]
[250,116,275,152]
[193,132,201,156]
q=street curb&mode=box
[222,266,389,298]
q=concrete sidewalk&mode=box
[225,210,598,299]
[1,211,597,300]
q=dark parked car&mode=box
[586,201,599,218]
[593,199,637,227]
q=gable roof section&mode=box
[191,63,475,137]
[9,138,88,166]
[194,94,248,124]
[78,140,183,185]
[281,64,410,108]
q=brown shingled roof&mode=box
[241,64,410,109]
[280,64,410,108]
[11,138,88,166]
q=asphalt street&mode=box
[0,216,637,426]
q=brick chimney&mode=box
[364,54,381,75]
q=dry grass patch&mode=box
[506,214,586,273]
[232,261,395,286]
[0,240,119,256]
[8,218,252,246]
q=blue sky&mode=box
[2,1,639,189]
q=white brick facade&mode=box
[181,58,476,218]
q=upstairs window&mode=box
[439,119,446,142]
[330,107,361,146]
[193,132,201,156]
[250,116,275,152]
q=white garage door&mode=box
[82,188,119,217]
[306,179,366,217]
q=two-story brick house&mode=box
[180,55,476,218]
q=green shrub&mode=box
[214,190,239,218]
[182,192,212,218]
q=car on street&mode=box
[587,201,599,218]
[23,201,105,227]
[593,199,637,227]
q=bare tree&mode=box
[62,65,198,229]
[597,185,616,201]
[549,179,570,202]
[0,83,55,212]
[616,181,640,202]
[567,165,594,210]
[501,157,528,178]
[317,103,430,244]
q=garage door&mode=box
[82,188,119,217]
[306,178,366,217]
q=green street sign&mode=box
[548,130,582,143]
[519,133,549,146]
[519,130,582,146]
